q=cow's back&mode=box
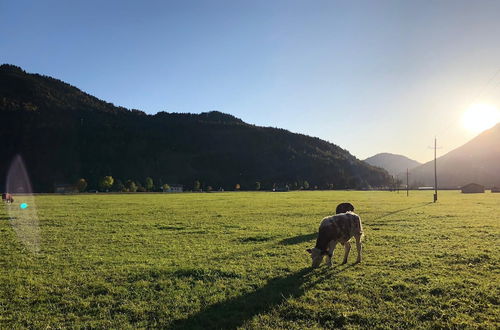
[315,212,362,250]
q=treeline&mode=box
[0,64,392,192]
[76,174,407,193]
[74,177,167,192]
[74,176,346,193]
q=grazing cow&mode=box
[307,212,363,268]
[2,193,14,203]
[336,202,354,214]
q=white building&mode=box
[164,184,183,193]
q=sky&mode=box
[2,0,500,163]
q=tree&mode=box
[162,183,170,192]
[255,181,261,191]
[99,176,114,192]
[145,177,154,191]
[75,178,87,192]
[193,180,201,191]
[112,179,125,192]
[125,180,137,192]
[136,183,146,192]
[395,177,403,192]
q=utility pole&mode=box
[434,137,438,202]
[406,168,409,197]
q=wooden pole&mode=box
[406,168,409,197]
[434,137,438,202]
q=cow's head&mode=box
[336,202,354,214]
[306,247,326,268]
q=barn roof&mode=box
[461,183,485,189]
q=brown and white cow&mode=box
[307,212,363,268]
[2,193,14,203]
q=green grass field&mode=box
[0,191,498,329]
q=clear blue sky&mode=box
[2,0,500,163]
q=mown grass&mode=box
[0,191,498,328]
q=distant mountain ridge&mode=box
[364,153,421,176]
[0,64,390,192]
[409,124,500,188]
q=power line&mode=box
[470,67,500,102]
[428,138,443,202]
[438,67,500,139]
[406,168,409,197]
[434,137,438,203]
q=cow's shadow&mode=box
[279,233,316,245]
[169,265,352,329]
[169,268,310,329]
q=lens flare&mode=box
[5,155,40,253]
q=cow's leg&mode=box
[326,240,337,266]
[354,234,362,263]
[342,241,351,264]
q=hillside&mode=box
[409,124,500,188]
[364,153,421,176]
[0,64,390,192]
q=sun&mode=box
[462,104,500,134]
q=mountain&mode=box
[409,124,500,188]
[0,64,390,192]
[364,153,421,176]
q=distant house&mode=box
[54,184,78,194]
[164,184,183,193]
[460,183,485,194]
[491,187,500,193]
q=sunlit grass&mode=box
[0,191,498,328]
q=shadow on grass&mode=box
[169,264,356,329]
[169,265,355,330]
[170,268,310,329]
[279,233,316,245]
[372,202,433,221]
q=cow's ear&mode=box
[306,248,312,254]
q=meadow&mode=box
[0,191,498,329]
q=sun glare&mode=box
[462,104,500,133]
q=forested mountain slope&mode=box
[0,64,390,191]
